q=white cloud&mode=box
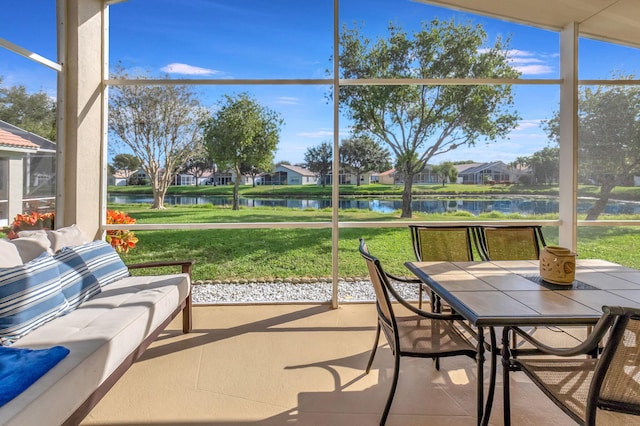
[508,49,556,75]
[513,64,554,75]
[296,130,334,138]
[160,63,220,76]
[506,49,536,58]
[510,57,545,65]
[277,96,300,105]
[515,119,543,131]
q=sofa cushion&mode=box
[0,254,68,346]
[46,225,89,252]
[53,250,101,311]
[0,240,22,268]
[59,240,129,287]
[9,233,54,263]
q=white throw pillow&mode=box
[46,224,89,252]
[10,233,54,263]
[0,239,22,267]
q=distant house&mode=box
[377,168,398,185]
[263,164,317,185]
[0,120,56,226]
[376,166,441,185]
[118,168,198,186]
[109,169,134,186]
[456,161,516,184]
[375,161,524,186]
[173,174,196,186]
[336,170,375,185]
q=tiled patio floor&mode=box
[82,304,584,425]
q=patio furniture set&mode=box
[361,224,640,425]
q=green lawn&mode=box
[110,203,640,282]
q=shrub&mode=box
[4,212,54,239]
[105,210,138,253]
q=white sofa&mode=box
[0,226,193,426]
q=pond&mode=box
[107,194,640,216]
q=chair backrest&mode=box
[477,225,546,261]
[588,306,640,422]
[358,239,399,350]
[409,225,474,262]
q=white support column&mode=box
[7,156,24,220]
[558,23,579,250]
[59,0,105,239]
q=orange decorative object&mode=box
[105,210,138,253]
[5,212,55,239]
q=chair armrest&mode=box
[386,272,422,284]
[510,310,616,357]
[126,260,195,276]
[385,276,465,321]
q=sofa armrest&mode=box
[126,259,195,333]
[126,259,195,276]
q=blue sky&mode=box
[2,0,639,166]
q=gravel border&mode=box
[192,280,421,304]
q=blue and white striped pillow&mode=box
[54,249,101,311]
[60,240,129,288]
[0,253,68,345]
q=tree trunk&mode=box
[356,172,361,186]
[586,180,616,220]
[233,169,241,210]
[152,191,165,209]
[150,171,167,209]
[401,175,413,218]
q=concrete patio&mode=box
[78,303,591,425]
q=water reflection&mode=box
[107,194,640,216]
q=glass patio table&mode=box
[405,259,640,426]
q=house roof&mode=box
[377,168,396,177]
[277,164,316,176]
[458,161,509,175]
[0,128,39,152]
[454,163,484,173]
[0,120,56,152]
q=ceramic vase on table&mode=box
[539,246,576,285]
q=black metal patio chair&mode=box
[503,305,640,425]
[359,238,477,425]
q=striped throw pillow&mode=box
[54,249,101,311]
[0,254,69,345]
[60,240,129,288]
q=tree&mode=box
[203,92,282,209]
[340,136,391,186]
[304,141,333,187]
[179,147,213,186]
[431,161,458,186]
[338,19,520,217]
[109,67,204,209]
[240,161,271,187]
[528,147,559,185]
[0,77,56,140]
[544,77,640,220]
[111,153,141,185]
